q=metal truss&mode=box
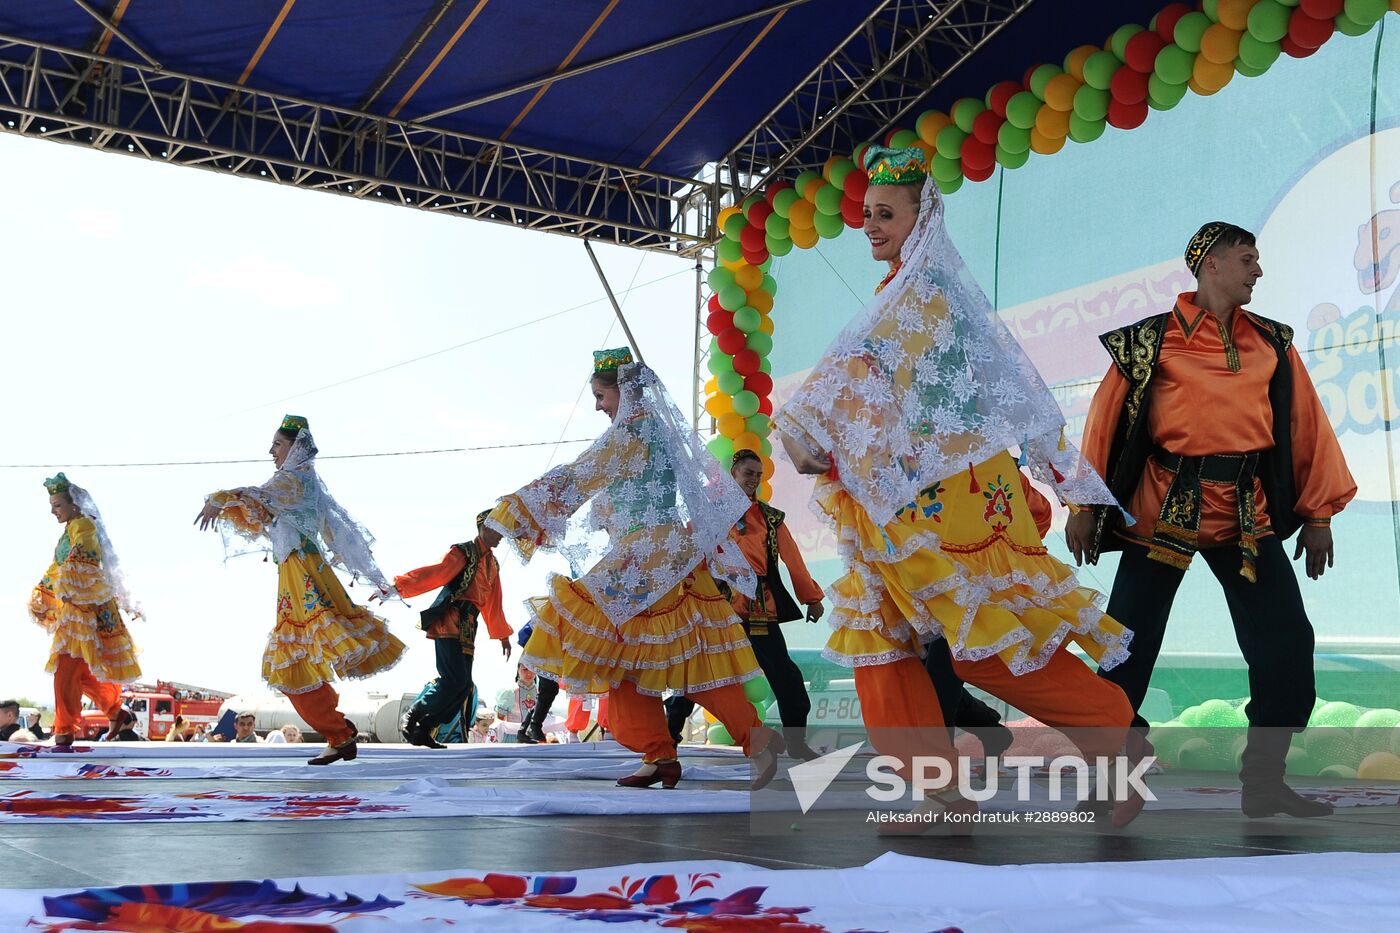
[0,34,709,255]
[716,0,1034,204]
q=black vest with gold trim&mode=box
[1090,310,1301,556]
[419,541,487,654]
[747,502,802,628]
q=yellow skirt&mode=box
[822,451,1130,675]
[265,549,406,695]
[520,569,762,697]
[29,586,142,684]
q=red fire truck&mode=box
[77,680,231,740]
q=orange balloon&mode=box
[1392,0,1400,14]
[1215,0,1254,31]
[1187,76,1219,97]
[760,454,775,476]
[1034,105,1071,139]
[707,393,734,417]
[1043,73,1081,112]
[1063,45,1098,81]
[734,264,763,290]
[759,314,775,336]
[703,376,718,396]
[717,205,741,227]
[912,140,936,164]
[916,111,951,145]
[718,413,746,439]
[1199,25,1242,66]
[734,431,762,453]
[748,290,774,313]
[1029,127,1066,155]
[790,225,819,249]
[758,481,773,502]
[1192,56,1234,92]
[788,199,816,228]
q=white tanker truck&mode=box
[219,690,421,743]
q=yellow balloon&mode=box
[759,314,774,336]
[734,264,763,291]
[707,393,734,417]
[1034,105,1071,140]
[916,111,951,145]
[1199,25,1242,66]
[717,205,741,227]
[1030,127,1066,156]
[1042,73,1081,112]
[1357,751,1400,781]
[734,431,762,453]
[790,225,819,249]
[718,412,746,439]
[759,481,774,501]
[748,290,774,313]
[788,199,816,228]
[720,255,745,271]
[703,709,718,725]
[703,376,718,396]
[1215,0,1253,31]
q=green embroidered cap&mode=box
[280,414,310,434]
[863,145,929,186]
[593,347,634,373]
[43,472,71,496]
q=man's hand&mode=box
[480,525,503,549]
[193,502,222,531]
[500,637,512,660]
[1064,510,1098,566]
[780,434,832,476]
[25,712,39,729]
[1293,524,1334,580]
[805,601,825,624]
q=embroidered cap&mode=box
[863,145,928,186]
[280,414,310,434]
[43,472,71,496]
[1184,221,1248,277]
[475,508,492,528]
[593,347,634,373]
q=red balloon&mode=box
[732,349,760,377]
[1298,0,1343,18]
[765,179,794,203]
[746,198,773,227]
[746,372,774,396]
[1110,66,1150,105]
[707,293,723,315]
[717,327,747,355]
[1107,97,1149,130]
[1280,34,1318,58]
[742,248,769,267]
[963,160,994,183]
[960,135,995,172]
[1022,65,1037,88]
[987,80,1021,116]
[841,196,864,228]
[758,396,773,416]
[1123,31,1165,73]
[1288,10,1335,50]
[707,309,733,336]
[971,109,1004,146]
[1154,3,1191,43]
[842,170,868,200]
[740,224,766,252]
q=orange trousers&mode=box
[284,683,355,746]
[52,654,123,736]
[609,680,759,762]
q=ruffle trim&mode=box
[49,561,117,607]
[262,606,406,692]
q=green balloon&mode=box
[718,283,747,311]
[707,347,733,375]
[1147,74,1189,109]
[733,306,761,332]
[1313,701,1363,728]
[997,121,1031,154]
[931,153,963,183]
[1233,57,1270,78]
[743,677,773,703]
[772,187,801,218]
[1319,764,1358,779]
[747,331,774,356]
[1178,705,1205,728]
[1068,112,1106,143]
[935,124,969,160]
[762,274,778,296]
[722,212,748,241]
[765,234,792,257]
[733,390,760,418]
[1082,50,1122,90]
[759,357,772,375]
[717,238,742,264]
[1286,746,1319,777]
[752,700,770,723]
[1173,11,1211,53]
[746,413,770,434]
[1110,23,1145,61]
[1195,699,1237,728]
[889,128,920,149]
[717,371,744,395]
[815,184,844,215]
[706,266,735,292]
[951,96,985,133]
[707,722,734,746]
[1334,13,1374,37]
[1072,85,1111,122]
[707,435,734,464]
[826,158,855,188]
[1246,0,1291,43]
[765,212,791,238]
[1154,44,1195,85]
[741,192,763,211]
[1202,0,1220,18]
[760,438,772,456]
[813,210,845,239]
[1237,33,1281,70]
[1175,737,1216,770]
[1344,0,1388,27]
[935,173,964,195]
[1029,63,1063,99]
[1356,708,1400,730]
[794,169,822,195]
[995,145,1029,169]
[1005,91,1041,129]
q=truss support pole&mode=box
[583,239,646,366]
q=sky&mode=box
[0,129,705,710]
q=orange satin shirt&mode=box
[728,501,824,618]
[1082,294,1356,546]
[394,540,512,641]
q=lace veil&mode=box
[68,482,142,618]
[775,177,1120,527]
[496,361,755,624]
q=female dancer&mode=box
[195,415,406,765]
[30,474,142,746]
[776,147,1145,826]
[487,349,780,788]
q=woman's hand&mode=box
[193,502,222,531]
[780,433,832,476]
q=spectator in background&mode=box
[233,712,261,744]
[264,726,286,743]
[107,708,142,741]
[467,709,497,744]
[281,724,303,743]
[1,700,46,742]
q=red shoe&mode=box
[750,726,787,791]
[616,759,681,788]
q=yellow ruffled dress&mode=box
[823,450,1130,675]
[28,517,141,684]
[489,495,760,697]
[210,488,405,695]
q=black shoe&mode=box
[522,723,547,744]
[782,727,821,762]
[970,724,1014,761]
[401,704,446,749]
[1242,782,1334,819]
